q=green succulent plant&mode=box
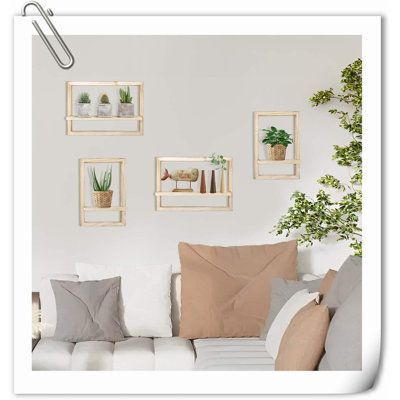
[261,126,293,147]
[89,166,112,191]
[119,86,132,103]
[210,153,227,170]
[78,92,91,104]
[100,94,110,104]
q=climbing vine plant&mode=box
[273,58,362,256]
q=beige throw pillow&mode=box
[275,301,329,370]
[178,240,297,339]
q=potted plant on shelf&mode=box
[261,126,293,160]
[89,166,113,208]
[97,93,112,117]
[210,153,227,193]
[77,92,91,117]
[118,86,134,117]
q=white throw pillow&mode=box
[76,262,172,338]
[40,273,79,337]
[265,289,319,359]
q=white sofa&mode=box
[32,273,276,371]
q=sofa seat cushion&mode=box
[113,337,155,370]
[193,338,275,371]
[154,337,195,370]
[32,338,74,371]
[71,341,114,370]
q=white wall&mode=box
[32,35,361,290]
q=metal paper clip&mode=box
[21,1,75,69]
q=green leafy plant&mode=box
[78,92,91,104]
[261,126,293,147]
[89,166,112,191]
[210,153,227,170]
[273,58,362,256]
[100,94,110,104]
[119,86,132,104]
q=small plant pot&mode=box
[77,103,91,117]
[266,144,287,161]
[92,190,113,208]
[97,103,112,117]
[118,103,135,117]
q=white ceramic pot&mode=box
[97,103,112,117]
[77,103,91,117]
[118,103,134,117]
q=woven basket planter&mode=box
[92,190,113,208]
[267,144,287,161]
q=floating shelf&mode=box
[66,81,144,136]
[83,206,126,212]
[257,159,300,165]
[155,191,232,197]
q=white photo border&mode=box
[14,16,381,394]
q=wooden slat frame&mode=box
[253,111,300,180]
[155,157,233,211]
[66,81,144,136]
[79,158,126,226]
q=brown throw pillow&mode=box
[275,302,329,370]
[318,269,337,296]
[178,240,297,339]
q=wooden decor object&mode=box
[200,170,206,193]
[253,111,300,180]
[155,157,233,211]
[79,158,126,226]
[66,81,144,136]
[210,170,216,193]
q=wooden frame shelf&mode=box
[253,111,300,180]
[66,81,144,136]
[155,157,233,211]
[79,158,126,227]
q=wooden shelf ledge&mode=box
[257,159,300,165]
[66,116,143,121]
[155,191,232,197]
[83,206,126,212]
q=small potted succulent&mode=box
[261,126,293,160]
[97,93,112,117]
[118,86,134,117]
[89,166,113,208]
[77,92,91,117]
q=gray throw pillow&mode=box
[259,277,322,339]
[51,277,124,343]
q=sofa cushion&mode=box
[32,338,74,371]
[154,337,195,370]
[179,240,297,339]
[193,338,274,371]
[76,262,172,338]
[40,274,79,337]
[70,341,114,371]
[113,337,155,370]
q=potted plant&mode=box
[210,153,227,193]
[261,126,293,160]
[89,166,113,208]
[118,86,134,117]
[97,93,112,117]
[77,92,91,117]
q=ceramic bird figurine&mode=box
[161,168,199,192]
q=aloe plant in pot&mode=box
[118,86,134,117]
[97,93,112,117]
[77,92,91,117]
[89,166,113,208]
[261,126,293,160]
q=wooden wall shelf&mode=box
[253,111,300,179]
[79,158,126,226]
[155,157,233,211]
[66,81,144,136]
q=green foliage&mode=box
[210,153,227,170]
[119,86,132,103]
[78,92,91,104]
[89,166,112,191]
[100,94,110,104]
[273,58,362,256]
[261,126,293,147]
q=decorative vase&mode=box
[97,103,112,117]
[210,170,216,193]
[92,190,113,208]
[118,103,135,117]
[77,103,91,117]
[267,144,286,161]
[200,170,206,193]
[220,170,225,193]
